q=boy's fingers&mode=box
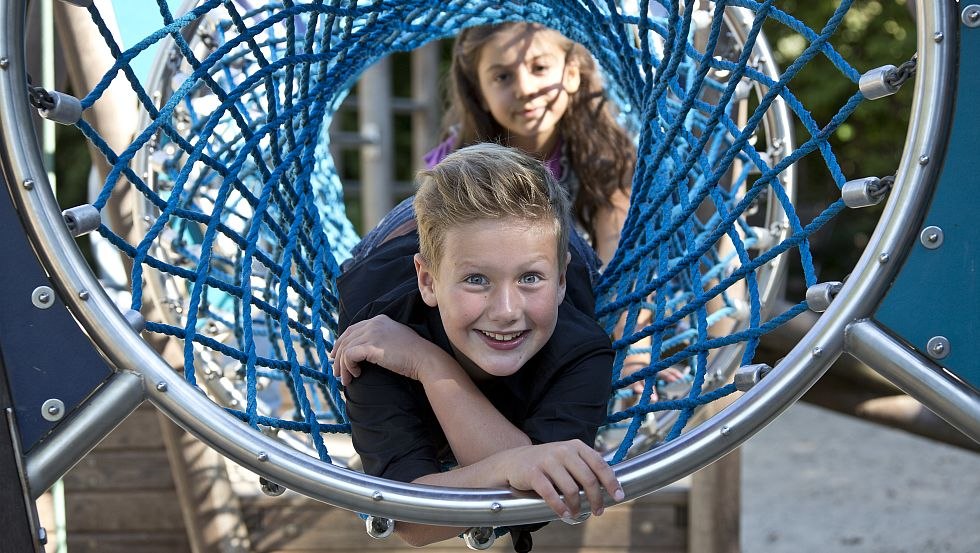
[546,469,582,517]
[528,473,569,519]
[580,450,623,506]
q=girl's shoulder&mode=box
[422,126,460,169]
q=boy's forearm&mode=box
[418,354,531,466]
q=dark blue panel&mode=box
[0,173,114,452]
[875,22,979,389]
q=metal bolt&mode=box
[41,399,65,422]
[78,290,90,300]
[0,57,8,69]
[812,346,823,357]
[919,226,944,249]
[372,491,383,501]
[934,31,945,42]
[490,502,503,513]
[926,336,950,360]
[38,527,47,545]
[257,451,269,462]
[963,5,980,27]
[720,425,732,436]
[878,252,890,264]
[23,178,34,190]
[918,155,930,165]
[32,286,56,309]
[155,381,167,392]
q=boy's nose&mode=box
[488,284,521,322]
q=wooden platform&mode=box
[53,401,740,553]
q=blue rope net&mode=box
[64,0,870,468]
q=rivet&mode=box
[926,336,950,360]
[812,346,823,357]
[372,491,384,501]
[257,451,269,462]
[918,155,929,165]
[41,399,65,422]
[155,381,167,392]
[878,252,890,264]
[23,178,35,190]
[32,286,56,309]
[0,57,8,69]
[919,226,944,249]
[964,5,980,27]
[490,502,503,513]
[78,290,90,300]
[720,425,732,436]
[934,31,944,42]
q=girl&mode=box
[424,22,634,268]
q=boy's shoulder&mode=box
[337,233,421,332]
[531,301,613,376]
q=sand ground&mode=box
[741,402,980,553]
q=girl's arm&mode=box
[332,314,531,465]
[592,187,630,269]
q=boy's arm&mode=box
[394,440,624,547]
[332,315,531,464]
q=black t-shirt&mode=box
[337,231,613,483]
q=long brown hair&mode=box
[444,22,636,245]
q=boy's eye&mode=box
[519,273,542,285]
[464,274,490,286]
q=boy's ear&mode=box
[563,61,581,95]
[557,251,570,303]
[414,253,439,307]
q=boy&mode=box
[331,144,622,548]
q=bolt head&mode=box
[257,451,269,462]
[918,155,930,165]
[79,290,90,300]
[372,491,384,501]
[934,31,944,42]
[155,381,168,392]
[720,425,732,436]
[812,346,823,357]
[0,58,9,69]
[23,179,34,190]
[878,253,890,264]
[490,502,503,513]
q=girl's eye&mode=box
[520,273,542,285]
[533,64,549,73]
[493,72,510,83]
[464,274,490,286]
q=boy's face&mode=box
[415,217,568,380]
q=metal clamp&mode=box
[859,65,899,100]
[123,309,145,333]
[919,226,944,249]
[963,5,980,27]
[365,515,394,539]
[37,90,83,125]
[806,281,843,313]
[62,205,101,237]
[734,363,773,392]
[841,177,887,208]
[259,476,285,497]
[463,527,495,550]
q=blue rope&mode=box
[64,0,877,463]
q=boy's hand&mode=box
[330,314,444,385]
[501,440,624,519]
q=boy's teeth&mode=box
[482,330,521,341]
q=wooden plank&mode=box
[62,449,176,491]
[95,404,168,451]
[687,393,741,553]
[66,490,186,532]
[67,531,190,553]
[159,412,251,553]
[243,496,686,552]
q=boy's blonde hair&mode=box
[414,143,571,271]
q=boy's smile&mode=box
[415,217,568,380]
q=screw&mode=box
[720,425,732,436]
[490,502,503,513]
[79,290,90,300]
[920,226,944,249]
[38,291,50,303]
[372,491,384,501]
[812,346,823,357]
[878,253,890,264]
[32,286,56,309]
[0,57,8,69]
[41,399,65,422]
[918,155,930,165]
[926,336,950,360]
[934,31,944,42]
[257,451,269,462]
[155,381,167,392]
[38,527,47,545]
[23,179,34,190]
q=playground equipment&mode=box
[1,0,978,551]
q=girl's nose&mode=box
[513,67,536,98]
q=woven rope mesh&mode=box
[67,0,871,467]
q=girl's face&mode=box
[475,26,580,158]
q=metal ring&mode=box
[0,0,952,526]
